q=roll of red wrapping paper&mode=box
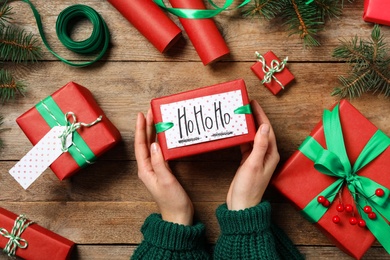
[107,0,182,53]
[169,0,230,65]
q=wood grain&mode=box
[1,0,389,259]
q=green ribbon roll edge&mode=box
[299,103,390,253]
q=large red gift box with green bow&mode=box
[16,82,121,181]
[272,100,390,259]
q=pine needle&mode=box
[242,0,284,20]
[0,1,13,28]
[0,25,42,63]
[332,24,390,99]
[0,68,26,103]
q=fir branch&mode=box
[0,68,26,102]
[332,24,390,98]
[0,1,13,28]
[0,25,42,63]
[242,0,284,20]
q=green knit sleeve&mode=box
[214,201,303,260]
[131,213,210,260]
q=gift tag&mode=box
[160,90,248,149]
[9,126,72,189]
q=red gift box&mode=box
[151,79,256,160]
[16,82,121,181]
[363,0,390,26]
[251,51,294,95]
[0,207,74,260]
[272,100,390,259]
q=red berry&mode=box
[363,205,372,213]
[368,212,377,220]
[332,215,341,224]
[317,196,326,203]
[375,188,385,197]
[349,217,358,225]
[336,204,344,212]
[322,200,330,207]
[345,204,354,213]
[358,219,366,228]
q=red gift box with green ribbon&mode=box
[16,82,121,181]
[363,0,390,27]
[272,100,390,259]
[0,207,74,259]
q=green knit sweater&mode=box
[131,201,304,259]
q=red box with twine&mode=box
[16,82,121,181]
[251,51,294,95]
[272,100,390,259]
[363,0,390,27]
[0,207,74,260]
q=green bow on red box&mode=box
[299,103,390,253]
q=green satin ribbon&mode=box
[233,104,252,114]
[0,215,34,257]
[156,104,252,133]
[35,96,96,167]
[299,103,390,253]
[155,122,174,134]
[153,0,251,19]
[22,0,110,67]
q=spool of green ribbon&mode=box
[22,0,110,67]
[153,0,251,19]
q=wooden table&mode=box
[1,0,389,259]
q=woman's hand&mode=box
[227,100,280,211]
[135,110,194,225]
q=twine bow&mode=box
[59,112,102,152]
[0,215,34,257]
[299,103,390,253]
[255,51,288,89]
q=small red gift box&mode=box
[272,100,390,259]
[0,207,74,260]
[363,0,390,26]
[151,79,256,160]
[251,51,294,95]
[16,82,121,181]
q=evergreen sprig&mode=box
[0,1,13,28]
[332,24,390,98]
[0,68,26,102]
[243,0,344,46]
[0,25,42,63]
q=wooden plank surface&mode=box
[1,0,390,259]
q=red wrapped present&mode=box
[15,82,121,182]
[151,79,256,160]
[251,51,294,95]
[272,100,390,259]
[0,207,74,260]
[363,0,390,27]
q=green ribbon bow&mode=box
[0,215,34,257]
[299,103,390,253]
[36,96,100,167]
[153,0,251,19]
